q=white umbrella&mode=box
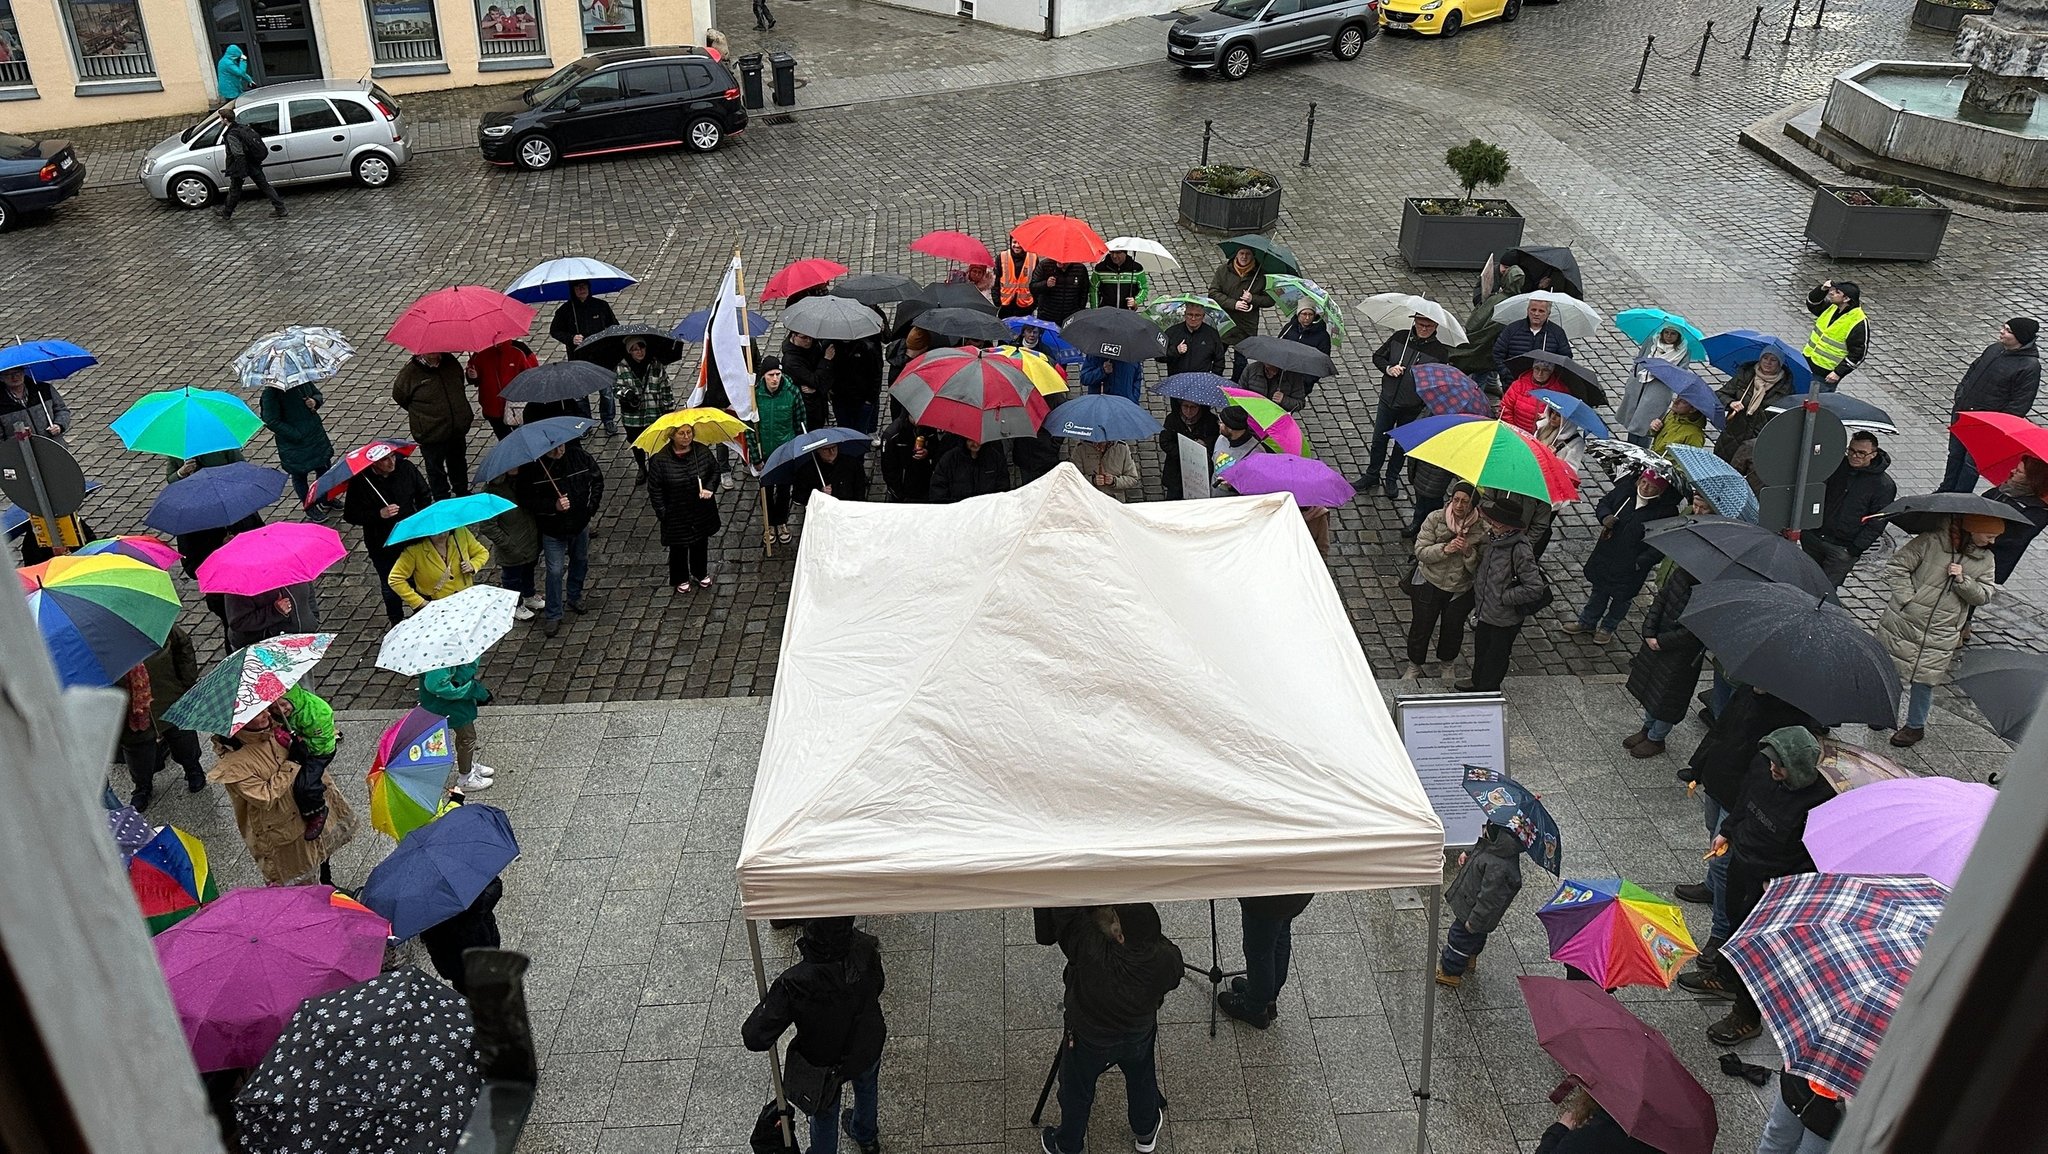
[1355,293,1468,347]
[375,585,518,677]
[1104,236,1180,273]
[503,257,638,304]
[1491,290,1603,341]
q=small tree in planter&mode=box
[1179,164,1282,234]
[1805,184,1951,261]
[1399,139,1526,270]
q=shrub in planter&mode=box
[1910,0,1989,32]
[1804,184,1951,261]
[1179,164,1282,234]
[1398,139,1525,270]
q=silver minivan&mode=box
[139,80,414,209]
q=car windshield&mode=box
[1211,0,1265,16]
[526,64,586,107]
[0,132,36,158]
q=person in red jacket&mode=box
[1498,356,1569,433]
[467,340,537,440]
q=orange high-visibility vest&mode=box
[999,251,1035,309]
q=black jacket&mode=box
[1583,478,1682,593]
[1276,316,1332,394]
[742,923,887,1074]
[1030,259,1090,325]
[1952,341,2041,416]
[1011,429,1061,486]
[1237,894,1314,921]
[516,445,604,538]
[1160,408,1221,500]
[222,122,268,174]
[1371,330,1448,411]
[1986,484,2048,584]
[342,458,433,555]
[550,296,620,352]
[0,379,73,436]
[1046,906,1184,1042]
[1159,322,1226,379]
[644,443,722,544]
[1721,760,1833,880]
[1625,570,1705,723]
[175,512,264,579]
[420,876,502,995]
[928,442,1011,503]
[792,451,869,505]
[1815,449,1896,554]
[1533,1113,1660,1154]
[1691,689,1818,813]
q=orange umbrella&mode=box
[1012,214,1107,264]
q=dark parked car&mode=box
[478,46,747,171]
[0,133,86,230]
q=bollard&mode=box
[1301,102,1317,167]
[1692,20,1713,75]
[1633,35,1654,93]
[1783,0,1800,42]
[1743,5,1763,58]
[1201,120,1213,167]
[1814,0,1826,25]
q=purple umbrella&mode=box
[1409,362,1491,417]
[1519,976,1717,1154]
[1216,454,1357,507]
[154,886,391,1071]
[1803,777,1996,888]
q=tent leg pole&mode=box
[1415,885,1441,1154]
[749,920,798,1151]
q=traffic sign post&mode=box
[0,434,87,521]
[1752,402,1847,536]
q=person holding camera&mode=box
[1038,905,1184,1154]
[742,917,887,1154]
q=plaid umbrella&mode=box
[1720,873,1947,1096]
[1408,362,1491,417]
[889,348,1049,441]
[1664,445,1761,524]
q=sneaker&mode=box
[1225,976,1278,1018]
[1041,1126,1063,1154]
[1706,1013,1763,1046]
[472,764,497,779]
[1216,989,1271,1029]
[522,594,545,611]
[1135,1121,1161,1153]
[512,603,534,621]
[306,504,330,523]
[840,1108,879,1154]
[720,474,736,491]
[457,770,493,791]
[1673,882,1713,905]
[1676,968,1736,1000]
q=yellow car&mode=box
[1379,0,1521,36]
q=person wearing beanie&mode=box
[1802,279,1869,391]
[1211,407,1264,496]
[1567,468,1682,644]
[1939,316,2042,493]
[1458,499,1549,692]
[753,355,804,545]
[1876,513,2000,746]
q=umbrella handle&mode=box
[540,457,563,497]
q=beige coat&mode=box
[1070,441,1138,500]
[210,731,358,885]
[1878,531,1994,685]
[1413,507,1482,594]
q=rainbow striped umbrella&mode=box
[369,708,458,840]
[130,824,217,934]
[1537,878,1699,990]
[1393,415,1581,504]
[111,386,261,460]
[25,555,179,687]
[75,535,183,570]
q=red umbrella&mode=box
[761,258,849,302]
[307,438,417,508]
[910,230,993,266]
[1951,410,2048,485]
[386,286,536,354]
[1517,976,1717,1154]
[1011,214,1107,264]
[889,348,1048,442]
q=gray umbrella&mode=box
[1681,580,1901,727]
[915,307,1012,343]
[498,360,615,403]
[835,273,924,306]
[781,295,884,341]
[1236,334,1335,379]
[1878,492,2030,537]
[918,281,1000,313]
[1955,649,2048,744]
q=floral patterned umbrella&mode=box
[163,633,333,735]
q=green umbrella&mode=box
[1144,294,1236,336]
[1218,235,1300,276]
[111,387,261,460]
[1266,275,1347,348]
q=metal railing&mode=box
[76,49,153,79]
[479,32,543,56]
[0,58,31,86]
[373,34,441,62]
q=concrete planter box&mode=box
[1804,185,1951,260]
[1179,173,1282,234]
[1909,0,1986,31]
[1397,199,1525,270]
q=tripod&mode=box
[1183,898,1246,1038]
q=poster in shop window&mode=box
[369,0,438,49]
[580,0,636,34]
[65,0,148,58]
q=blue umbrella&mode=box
[359,803,519,940]
[1153,372,1234,409]
[503,257,637,303]
[6,480,99,539]
[760,426,870,487]
[672,307,770,344]
[1388,412,1486,452]
[1701,330,1813,393]
[1463,765,1562,876]
[473,417,597,486]
[1614,308,1707,361]
[0,339,97,381]
[144,462,286,535]
[1538,391,1612,439]
[1005,316,1083,365]
[1410,362,1492,417]
[1665,445,1761,523]
[387,493,516,546]
[1637,360,1724,429]
[1043,394,1163,443]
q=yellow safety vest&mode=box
[1803,306,1866,369]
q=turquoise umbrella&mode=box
[1614,308,1707,362]
[111,387,261,460]
[387,494,515,546]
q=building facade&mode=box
[0,0,705,131]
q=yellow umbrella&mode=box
[991,345,1069,396]
[632,407,749,454]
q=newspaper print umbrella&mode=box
[233,326,356,389]
[375,584,519,677]
[164,632,333,735]
[1721,873,1947,1096]
[890,348,1049,442]
[235,967,481,1154]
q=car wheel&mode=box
[1501,0,1522,20]
[516,134,557,171]
[170,172,217,209]
[1440,10,1463,35]
[353,152,396,188]
[1334,23,1369,57]
[1220,44,1254,80]
[685,116,724,152]
[0,198,10,231]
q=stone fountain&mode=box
[1957,0,2048,114]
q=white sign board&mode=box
[1177,434,1210,500]
[1397,692,1508,848]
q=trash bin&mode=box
[769,51,797,107]
[737,53,765,110]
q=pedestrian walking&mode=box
[1757,1072,1842,1154]
[1985,455,2048,582]
[1159,400,1219,500]
[1458,501,1548,693]
[1436,821,1524,987]
[469,339,536,440]
[1490,298,1574,385]
[341,449,432,624]
[1031,259,1092,326]
[392,352,475,500]
[928,438,1010,503]
[1070,439,1138,500]
[1403,481,1481,680]
[515,440,603,632]
[754,357,803,543]
[616,337,675,482]
[742,918,885,1154]
[419,660,495,791]
[141,624,205,798]
[272,684,336,840]
[225,581,318,647]
[1714,348,1795,465]
[259,382,335,521]
[215,44,252,98]
[1622,568,1703,759]
[1802,432,1894,587]
[1566,468,1680,643]
[0,367,72,439]
[1359,314,1447,497]
[646,421,722,592]
[1801,280,1868,391]
[209,709,356,885]
[480,470,540,621]
[216,104,286,220]
[1209,248,1273,381]
[1158,301,1226,378]
[1217,893,1314,1028]
[388,528,490,614]
[1038,905,1183,1154]
[1878,515,1999,746]
[1938,317,2040,493]
[1089,251,1148,310]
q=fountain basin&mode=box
[1820,60,2048,192]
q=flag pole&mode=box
[732,243,774,558]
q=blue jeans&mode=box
[1641,710,1673,742]
[1577,588,1630,632]
[1053,1029,1160,1153]
[1239,907,1294,1006]
[1703,795,1730,943]
[598,385,619,431]
[1439,919,1488,976]
[808,1059,879,1154]
[1905,681,1935,729]
[501,562,536,598]
[1757,1079,1835,1153]
[540,530,588,621]
[1364,401,1420,484]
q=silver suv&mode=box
[139,80,414,209]
[1168,0,1380,79]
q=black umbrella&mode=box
[472,416,596,485]
[1508,349,1607,407]
[915,307,1012,343]
[1876,492,2030,537]
[498,360,615,404]
[1645,516,1834,597]
[918,281,999,313]
[1062,307,1170,364]
[235,967,480,1154]
[1681,580,1901,727]
[569,323,685,367]
[1237,334,1335,379]
[835,273,924,306]
[782,295,884,341]
[1955,648,2048,744]
[1501,245,1584,298]
[1763,391,1897,434]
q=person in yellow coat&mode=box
[388,527,492,613]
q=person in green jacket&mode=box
[259,382,337,521]
[616,337,674,484]
[273,684,337,839]
[1649,396,1710,456]
[421,661,494,791]
[752,356,805,545]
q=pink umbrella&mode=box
[76,535,182,570]
[154,886,390,1071]
[1803,776,1997,888]
[1222,386,1306,456]
[194,523,348,596]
